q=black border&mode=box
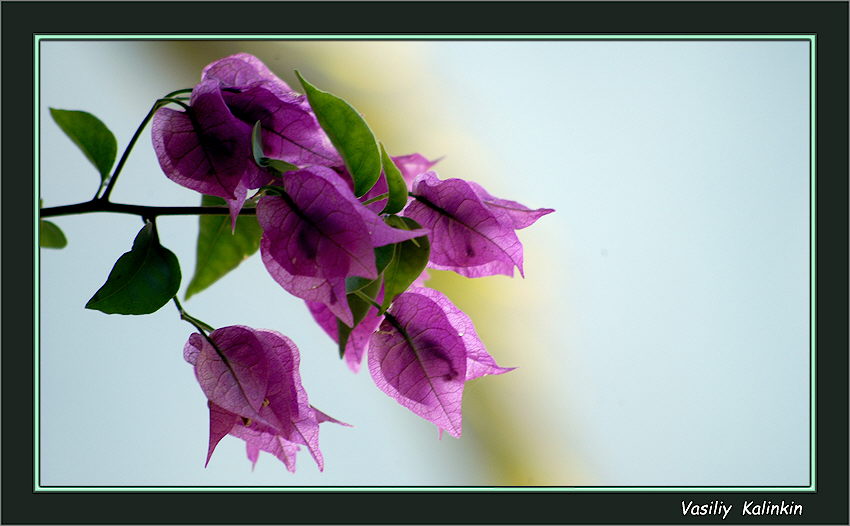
[3,2,847,524]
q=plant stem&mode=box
[40,200,257,219]
[98,91,192,202]
[164,88,194,98]
[157,98,190,111]
[173,297,216,334]
[98,101,160,201]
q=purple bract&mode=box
[257,166,425,326]
[404,171,554,278]
[157,53,554,469]
[152,53,339,225]
[367,287,512,437]
[183,325,345,471]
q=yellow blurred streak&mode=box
[160,40,587,485]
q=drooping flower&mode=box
[257,166,425,326]
[152,53,340,224]
[368,287,512,437]
[183,325,345,471]
[403,171,554,278]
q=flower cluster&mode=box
[183,325,347,472]
[154,53,553,471]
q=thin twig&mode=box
[40,200,256,219]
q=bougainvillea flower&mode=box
[184,325,344,470]
[258,166,425,326]
[367,287,512,437]
[403,171,553,278]
[152,53,339,225]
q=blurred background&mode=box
[38,39,810,487]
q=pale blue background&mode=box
[38,40,810,486]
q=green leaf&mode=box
[49,108,117,184]
[338,277,381,356]
[86,222,181,315]
[251,121,299,174]
[185,195,263,300]
[374,244,395,274]
[295,71,381,197]
[39,220,67,248]
[345,275,374,294]
[379,143,409,215]
[380,216,430,313]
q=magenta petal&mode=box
[392,153,439,188]
[152,81,255,200]
[226,181,251,231]
[206,402,239,467]
[190,325,346,472]
[223,84,340,167]
[249,330,302,429]
[230,420,301,473]
[261,237,353,326]
[468,181,555,230]
[312,406,352,427]
[183,333,203,365]
[191,326,275,427]
[257,168,379,281]
[252,329,324,470]
[203,53,339,168]
[368,291,467,437]
[404,171,526,278]
[408,287,514,380]
[151,107,238,200]
[227,406,347,472]
[201,53,297,100]
[355,204,428,248]
[308,166,426,249]
[257,166,418,326]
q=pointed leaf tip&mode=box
[86,222,181,314]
